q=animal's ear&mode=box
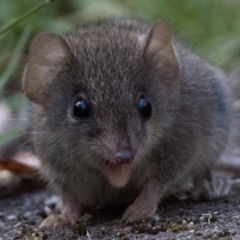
[23,32,72,104]
[143,20,179,79]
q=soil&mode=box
[0,184,240,240]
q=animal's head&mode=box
[23,20,179,188]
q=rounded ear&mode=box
[143,20,179,80]
[22,32,72,104]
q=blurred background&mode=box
[0,0,240,177]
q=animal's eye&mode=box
[72,98,89,118]
[138,95,152,120]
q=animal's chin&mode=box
[103,161,132,188]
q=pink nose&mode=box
[114,150,133,164]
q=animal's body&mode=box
[21,19,230,227]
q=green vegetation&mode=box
[0,0,240,145]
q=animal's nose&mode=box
[114,150,133,164]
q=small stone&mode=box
[44,206,52,216]
[45,195,60,207]
[23,212,32,220]
[189,221,194,226]
[7,215,17,221]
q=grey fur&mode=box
[23,19,231,225]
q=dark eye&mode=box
[138,95,152,120]
[72,98,89,118]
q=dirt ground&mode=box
[0,183,240,240]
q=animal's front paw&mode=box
[202,174,232,200]
[39,211,78,228]
[121,198,158,224]
[122,178,162,223]
[39,192,80,228]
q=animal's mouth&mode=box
[105,158,133,165]
[103,160,132,188]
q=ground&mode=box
[0,184,240,240]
